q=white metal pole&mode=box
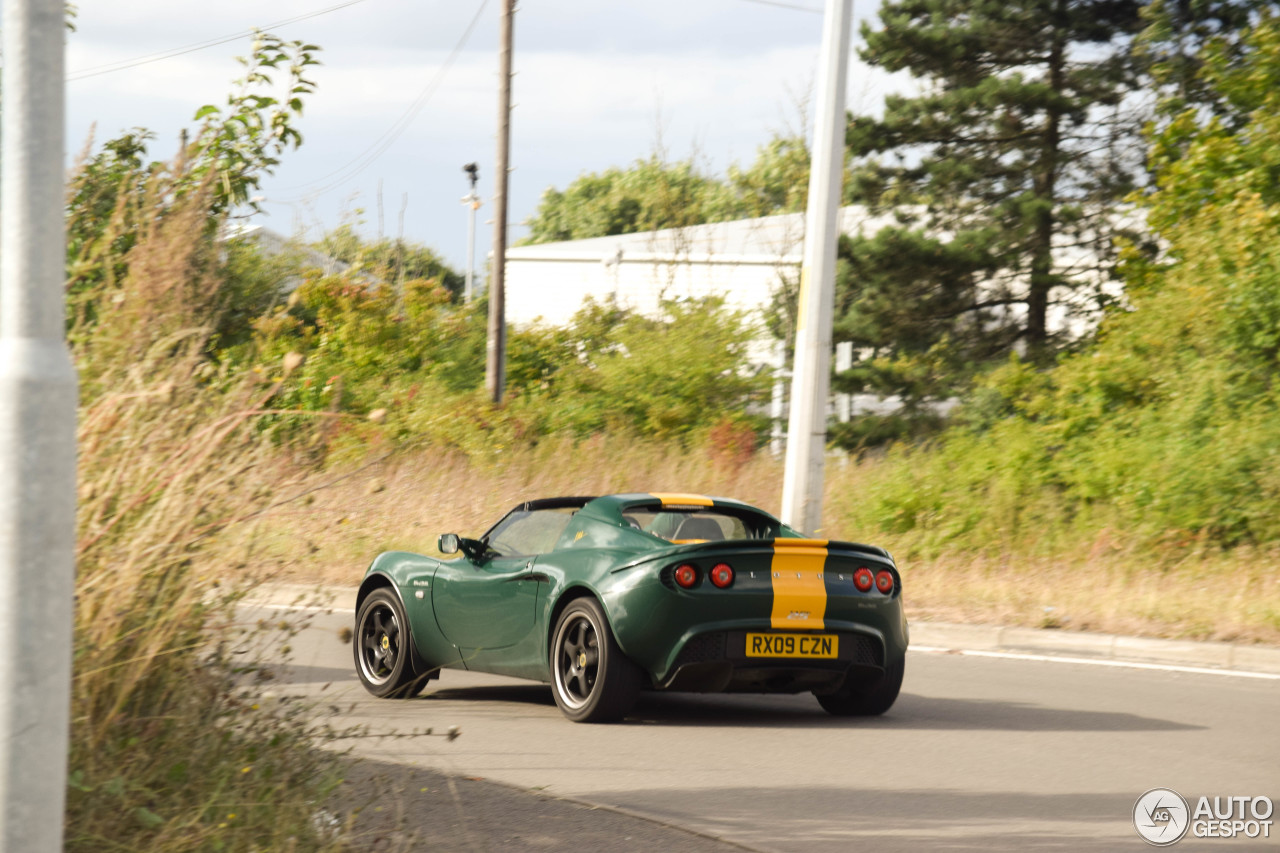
[780,0,851,534]
[464,192,479,303]
[0,0,77,850]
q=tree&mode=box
[522,134,828,246]
[837,0,1148,419]
[1136,0,1266,124]
[726,134,813,218]
[318,224,464,300]
[65,34,320,375]
[522,155,738,244]
[188,32,320,214]
[875,12,1280,546]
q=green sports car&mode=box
[353,492,907,722]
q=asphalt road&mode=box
[253,603,1280,852]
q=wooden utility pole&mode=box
[486,0,514,403]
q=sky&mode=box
[66,0,910,274]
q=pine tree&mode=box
[1137,0,1265,124]
[836,0,1148,427]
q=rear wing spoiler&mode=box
[612,537,894,574]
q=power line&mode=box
[270,0,490,202]
[66,0,368,81]
[736,0,823,14]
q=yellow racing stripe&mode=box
[650,492,714,507]
[769,540,829,630]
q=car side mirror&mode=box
[439,533,487,560]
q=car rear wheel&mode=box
[354,589,429,698]
[550,597,642,723]
[815,657,904,716]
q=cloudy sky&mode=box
[66,0,908,272]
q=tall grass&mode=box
[65,162,345,851]
[68,345,347,852]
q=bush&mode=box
[240,285,770,460]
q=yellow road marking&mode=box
[770,540,828,629]
[650,492,714,507]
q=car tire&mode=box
[550,597,642,723]
[354,588,428,699]
[815,656,904,716]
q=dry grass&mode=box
[217,438,1280,646]
[69,349,350,852]
[66,169,347,851]
[900,548,1280,643]
[221,435,789,584]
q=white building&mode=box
[503,207,895,344]
[504,203,1126,343]
[225,223,355,291]
[503,205,1127,441]
[504,207,905,443]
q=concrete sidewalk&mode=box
[244,583,1280,676]
[911,621,1280,675]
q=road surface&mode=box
[251,600,1280,852]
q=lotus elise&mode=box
[353,493,907,722]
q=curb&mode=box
[910,622,1280,676]
[239,583,350,609]
[242,583,1280,677]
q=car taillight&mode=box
[875,570,895,594]
[673,564,698,589]
[853,567,874,592]
[709,563,734,588]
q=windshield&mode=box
[485,507,577,556]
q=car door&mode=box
[430,507,574,671]
[431,552,542,654]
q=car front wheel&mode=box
[354,588,429,698]
[550,597,642,723]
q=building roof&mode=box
[506,206,892,267]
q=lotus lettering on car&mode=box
[352,493,908,722]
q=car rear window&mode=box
[623,510,756,542]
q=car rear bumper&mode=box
[600,558,909,689]
[656,628,890,695]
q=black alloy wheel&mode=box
[814,656,904,716]
[354,588,429,698]
[550,597,642,723]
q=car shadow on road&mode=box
[625,691,1203,731]
[425,683,559,708]
[401,685,1202,732]
[274,668,563,710]
[276,664,360,685]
